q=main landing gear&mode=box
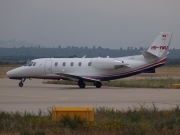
[19,78,26,87]
[78,79,86,88]
[94,81,102,88]
[78,79,102,88]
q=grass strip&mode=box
[0,105,180,135]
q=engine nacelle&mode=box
[91,58,127,70]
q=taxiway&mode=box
[0,78,180,112]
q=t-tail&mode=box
[142,32,173,59]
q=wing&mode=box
[55,73,101,82]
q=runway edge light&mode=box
[52,107,94,121]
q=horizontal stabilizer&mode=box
[141,51,158,58]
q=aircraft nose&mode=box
[6,70,13,78]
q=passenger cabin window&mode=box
[70,62,74,66]
[55,62,58,66]
[78,62,82,66]
[63,62,66,66]
[88,62,91,66]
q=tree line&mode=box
[0,46,180,65]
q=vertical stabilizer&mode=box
[144,32,172,58]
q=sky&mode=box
[0,0,180,49]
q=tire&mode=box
[19,82,23,87]
[78,81,86,88]
[95,82,102,88]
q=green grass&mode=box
[59,114,85,129]
[45,78,180,88]
[1,105,180,135]
[105,78,180,88]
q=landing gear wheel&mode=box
[95,82,102,88]
[19,82,23,87]
[18,78,26,87]
[78,80,86,88]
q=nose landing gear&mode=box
[19,81,23,87]
[19,78,26,87]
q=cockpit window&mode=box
[32,62,36,66]
[28,62,33,66]
[23,63,29,66]
[23,61,36,67]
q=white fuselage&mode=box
[6,55,164,81]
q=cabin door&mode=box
[45,60,52,74]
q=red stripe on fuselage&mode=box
[84,58,166,79]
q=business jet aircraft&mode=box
[6,32,172,88]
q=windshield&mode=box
[23,61,36,66]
